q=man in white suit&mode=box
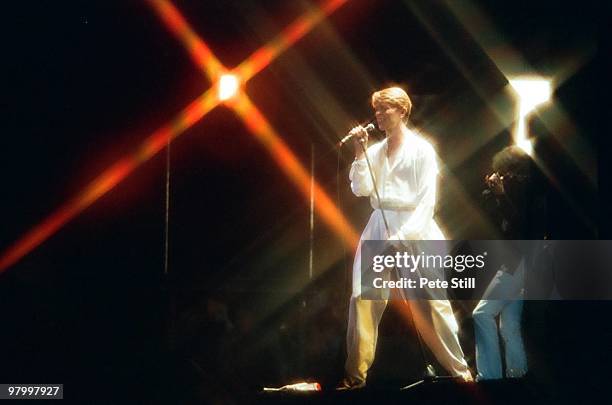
[337,87,472,390]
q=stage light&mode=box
[510,78,551,117]
[517,138,533,155]
[218,73,240,101]
[0,0,352,272]
[509,77,551,155]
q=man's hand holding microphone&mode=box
[338,123,373,159]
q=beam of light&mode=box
[507,78,597,232]
[147,0,225,81]
[235,0,348,82]
[515,136,533,156]
[510,78,552,117]
[235,0,377,151]
[231,93,360,248]
[0,89,220,273]
[437,0,596,237]
[509,77,551,155]
[147,0,358,244]
[442,0,596,183]
[407,0,596,236]
[1,0,353,272]
[218,73,240,101]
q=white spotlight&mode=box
[218,74,240,101]
[510,78,552,117]
[509,77,552,155]
[517,138,533,155]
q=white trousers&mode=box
[473,262,527,380]
[344,210,471,383]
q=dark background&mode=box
[0,0,607,402]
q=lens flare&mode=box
[232,93,360,248]
[147,0,224,81]
[509,77,551,155]
[218,74,240,101]
[0,0,352,272]
[510,78,552,117]
[236,0,348,81]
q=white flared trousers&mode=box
[344,210,471,383]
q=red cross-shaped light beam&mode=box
[0,0,359,272]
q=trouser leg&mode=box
[344,297,388,383]
[473,299,505,379]
[500,299,527,377]
[409,299,472,380]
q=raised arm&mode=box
[348,125,375,197]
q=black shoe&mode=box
[335,378,366,391]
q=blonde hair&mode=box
[371,86,412,117]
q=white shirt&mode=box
[349,130,439,239]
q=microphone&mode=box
[337,123,375,147]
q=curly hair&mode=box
[492,145,532,177]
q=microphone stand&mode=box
[355,137,463,391]
[357,138,390,236]
[162,137,176,352]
